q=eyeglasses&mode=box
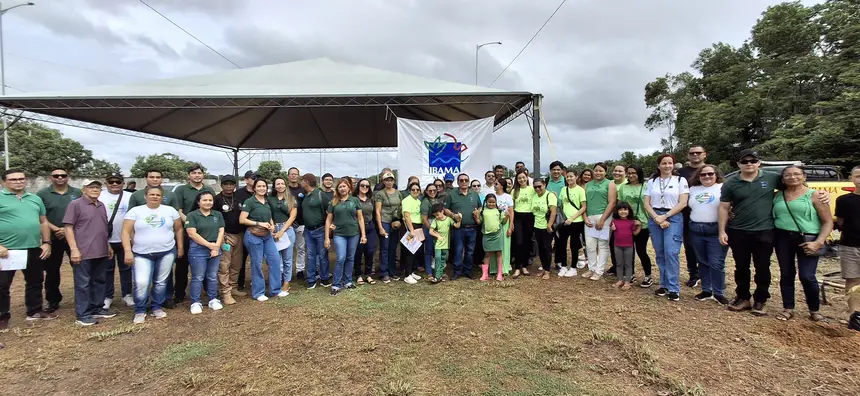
[688,151,704,156]
[410,188,420,192]
[51,174,68,179]
[427,189,437,193]
[699,172,715,177]
[5,177,25,182]
[107,180,123,185]
[739,159,759,165]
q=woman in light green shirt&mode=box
[400,182,425,284]
[531,179,557,279]
[511,171,536,278]
[556,170,587,277]
[617,165,653,286]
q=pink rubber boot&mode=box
[480,263,490,281]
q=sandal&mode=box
[356,277,365,286]
[366,276,376,285]
[776,310,794,321]
[809,312,827,322]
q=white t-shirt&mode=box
[688,184,722,223]
[124,204,180,255]
[99,190,131,243]
[495,193,514,212]
[480,184,496,203]
[645,175,690,210]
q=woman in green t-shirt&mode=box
[400,182,425,284]
[556,170,587,278]
[324,178,367,296]
[608,165,629,274]
[531,179,557,280]
[512,171,536,278]
[269,177,297,294]
[581,163,617,281]
[239,179,284,301]
[185,191,225,314]
[617,165,653,287]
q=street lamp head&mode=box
[27,2,36,6]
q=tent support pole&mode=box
[531,94,542,179]
[232,149,239,178]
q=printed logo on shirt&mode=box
[695,192,716,204]
[760,181,769,189]
[144,214,166,228]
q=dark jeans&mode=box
[401,225,425,276]
[727,228,774,303]
[0,248,44,317]
[378,222,397,278]
[355,222,377,277]
[169,234,190,301]
[452,226,477,277]
[72,257,109,320]
[512,212,535,269]
[105,243,132,299]
[633,228,652,277]
[555,222,584,266]
[774,229,820,311]
[423,227,435,275]
[43,238,70,306]
[535,228,553,271]
[239,241,249,288]
[609,231,617,270]
[683,212,700,279]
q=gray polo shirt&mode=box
[62,197,109,260]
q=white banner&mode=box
[396,117,494,188]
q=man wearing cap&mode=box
[214,175,243,304]
[444,173,456,193]
[719,149,829,315]
[63,179,115,326]
[234,170,258,292]
[98,172,133,309]
[37,167,81,314]
[171,164,215,305]
[321,173,335,199]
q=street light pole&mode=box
[0,1,35,170]
[475,41,501,85]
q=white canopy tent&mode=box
[0,58,541,175]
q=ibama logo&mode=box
[425,133,469,176]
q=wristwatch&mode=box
[42,240,52,245]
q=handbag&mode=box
[781,192,827,257]
[249,225,270,237]
[106,190,123,238]
[552,190,567,231]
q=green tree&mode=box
[130,153,206,180]
[76,159,121,177]
[257,160,288,182]
[2,121,93,174]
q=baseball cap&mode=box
[243,170,259,179]
[382,171,395,180]
[105,172,123,181]
[82,179,103,187]
[737,149,760,161]
[221,175,237,184]
[444,173,455,181]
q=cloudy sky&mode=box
[2,0,809,177]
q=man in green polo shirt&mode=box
[171,164,214,305]
[444,173,482,280]
[0,169,57,330]
[36,167,81,313]
[127,169,177,209]
[301,173,332,288]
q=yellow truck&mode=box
[727,162,854,215]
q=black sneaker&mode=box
[162,299,176,309]
[320,279,332,288]
[667,292,680,301]
[93,309,117,319]
[685,277,701,288]
[296,271,305,280]
[307,281,318,290]
[345,283,356,290]
[630,275,637,284]
[607,266,617,276]
[750,301,767,316]
[848,312,860,332]
[654,287,668,297]
[330,288,340,296]
[43,302,60,314]
[639,277,653,288]
[75,317,99,326]
[714,295,730,306]
[695,292,714,301]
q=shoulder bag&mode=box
[781,192,827,257]
[107,190,123,238]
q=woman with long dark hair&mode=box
[324,178,366,296]
[269,177,297,294]
[511,170,536,278]
[581,163,617,281]
[401,182,425,284]
[239,179,284,302]
[643,154,689,301]
[185,191,225,314]
[374,171,402,283]
[617,165,653,287]
[531,179,557,279]
[353,178,376,285]
[556,170,587,277]
[490,178,513,277]
[421,183,442,281]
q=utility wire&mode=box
[489,0,567,87]
[138,0,242,69]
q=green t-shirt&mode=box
[617,183,647,224]
[302,188,331,229]
[374,189,403,223]
[174,183,215,215]
[37,186,81,228]
[773,190,820,234]
[268,195,294,224]
[443,189,482,227]
[559,186,586,223]
[184,209,224,242]
[356,195,374,224]
[401,195,423,225]
[128,187,177,210]
[532,192,558,229]
[481,207,503,234]
[720,171,780,232]
[327,196,361,237]
[431,216,454,249]
[0,189,46,249]
[585,179,611,217]
[513,186,536,213]
[420,197,442,217]
[242,197,273,223]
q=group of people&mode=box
[0,147,859,333]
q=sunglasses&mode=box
[359,184,370,188]
[107,180,123,185]
[410,188,420,192]
[699,172,715,177]
[471,184,480,188]
[688,151,704,155]
[427,189,437,193]
[51,174,68,178]
[739,159,759,165]
[534,185,544,189]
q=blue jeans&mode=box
[355,222,377,277]
[379,222,397,278]
[452,226,478,277]
[648,210,683,293]
[132,248,176,314]
[188,242,221,304]
[688,222,728,296]
[275,224,296,284]
[333,235,359,289]
[774,229,820,311]
[423,227,435,275]
[244,230,283,298]
[105,243,132,299]
[304,226,329,284]
[72,256,109,320]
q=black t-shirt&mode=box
[289,185,305,226]
[234,185,254,208]
[836,193,860,247]
[678,166,700,218]
[214,193,244,234]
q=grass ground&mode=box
[0,249,858,396]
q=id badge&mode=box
[222,243,231,252]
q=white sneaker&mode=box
[122,294,134,307]
[558,267,568,277]
[589,273,602,281]
[103,298,112,310]
[190,303,203,315]
[256,295,269,302]
[133,313,146,324]
[410,273,421,281]
[576,260,586,269]
[564,268,577,277]
[404,276,418,285]
[151,309,167,319]
[277,290,289,298]
[208,299,223,311]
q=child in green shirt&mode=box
[477,194,508,281]
[427,203,460,283]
